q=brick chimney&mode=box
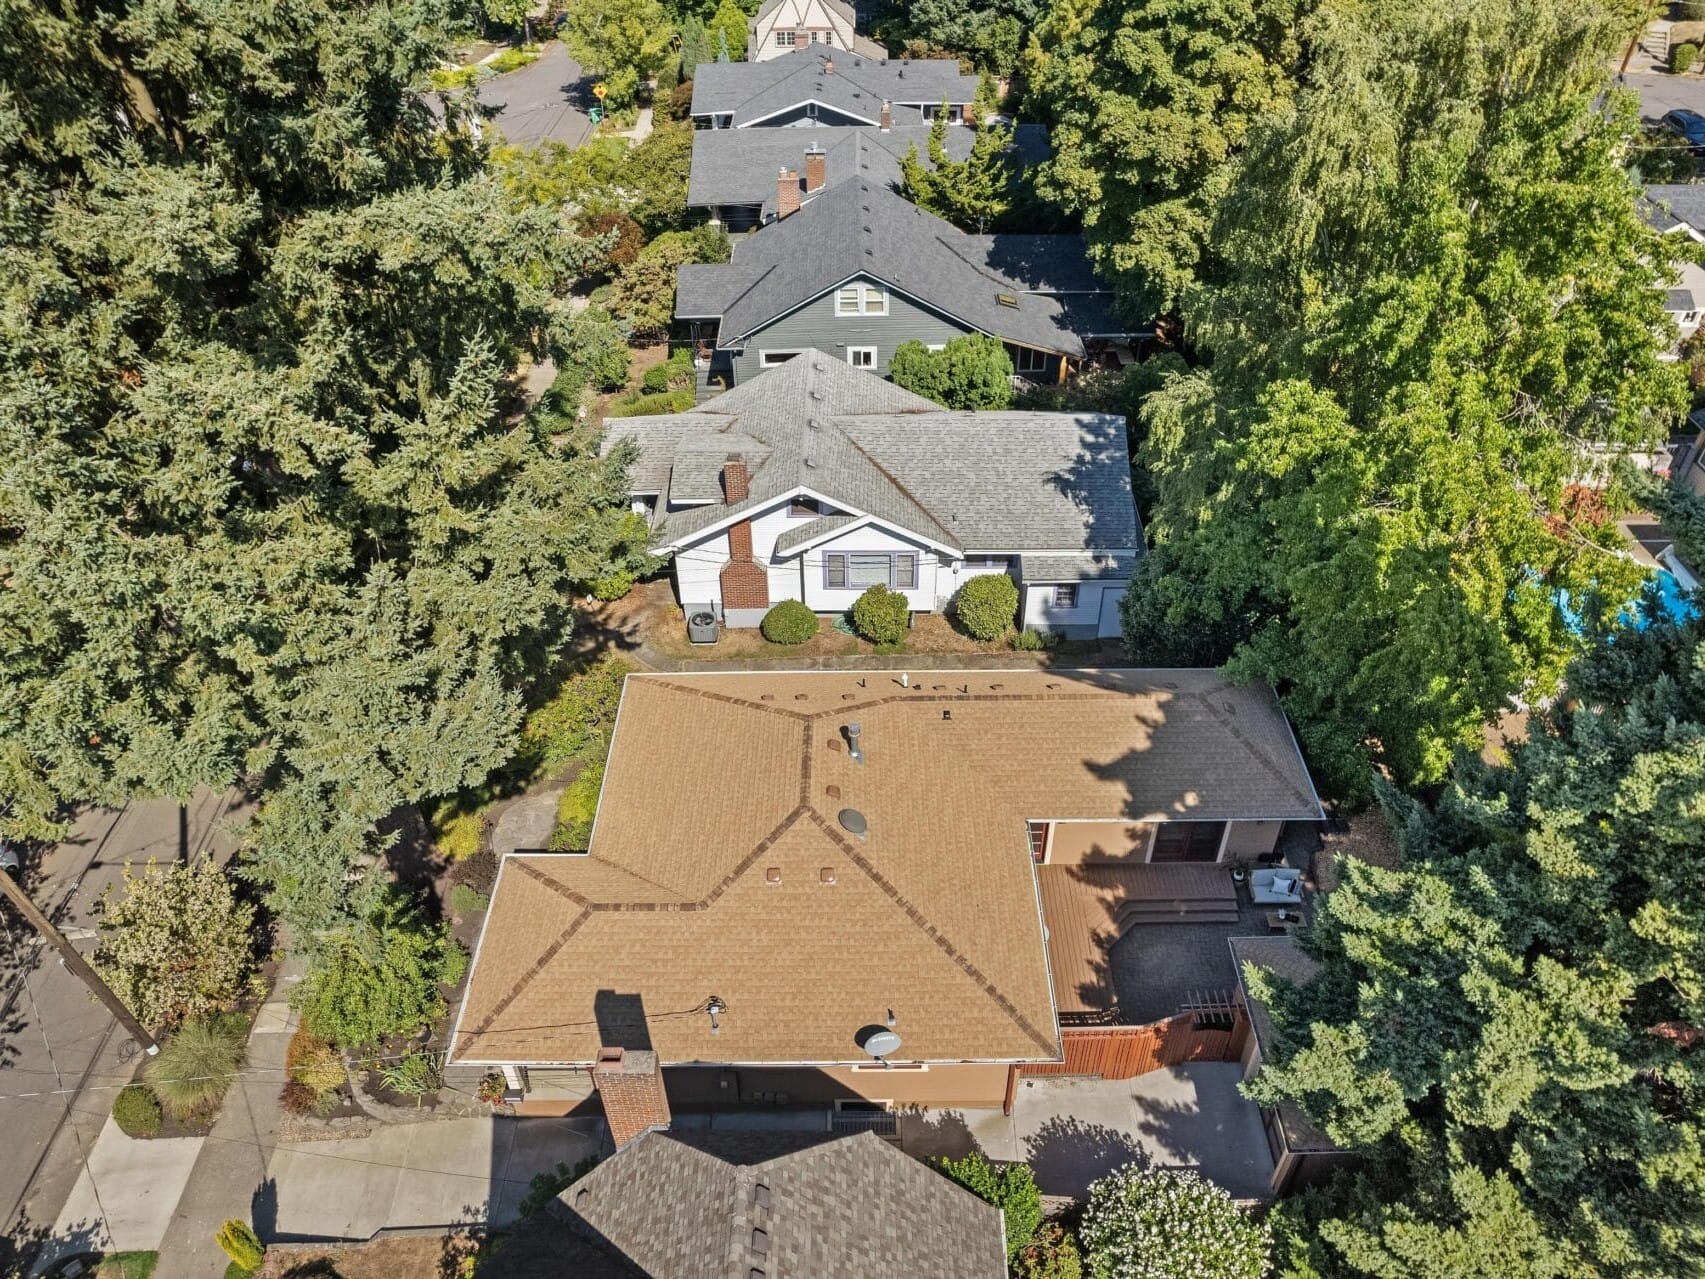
[718,459,768,612]
[804,145,826,193]
[776,167,801,219]
[591,1047,670,1148]
[879,99,891,132]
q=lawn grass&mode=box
[97,1252,158,1279]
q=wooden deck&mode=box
[1036,863,1239,1017]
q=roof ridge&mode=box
[834,427,959,549]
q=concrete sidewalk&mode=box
[265,1116,603,1241]
[150,962,301,1277]
[31,1118,203,1272]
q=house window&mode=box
[1013,346,1050,374]
[1051,584,1078,608]
[760,350,803,367]
[776,30,796,46]
[963,555,1010,572]
[824,551,917,590]
[788,496,820,518]
[847,346,877,368]
[835,284,888,316]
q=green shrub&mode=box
[1080,1166,1269,1278]
[95,857,256,1032]
[888,334,1014,409]
[215,1219,264,1272]
[521,656,631,772]
[147,1014,247,1120]
[379,1051,444,1106]
[429,803,484,860]
[427,65,480,91]
[1010,628,1047,651]
[761,600,818,644]
[1015,1223,1082,1279]
[851,584,910,646]
[285,1028,345,1094]
[641,351,694,393]
[488,45,540,75]
[588,569,638,600]
[606,387,696,417]
[1674,42,1700,74]
[449,883,490,915]
[934,1152,1042,1261]
[550,758,604,851]
[112,1084,163,1137]
[293,893,465,1049]
[954,573,1019,640]
[1683,0,1705,18]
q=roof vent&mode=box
[825,783,841,799]
[751,1228,770,1256]
[804,456,818,468]
[820,866,837,884]
[843,722,864,763]
[764,867,782,885]
[838,808,868,838]
[753,1182,772,1208]
[808,416,821,429]
[997,293,1019,308]
[810,389,823,400]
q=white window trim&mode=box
[1051,584,1079,608]
[1013,345,1050,374]
[760,349,805,367]
[846,346,877,368]
[776,30,796,46]
[835,283,888,317]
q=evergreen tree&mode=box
[1250,606,1705,1276]
[1123,0,1687,794]
[0,0,645,936]
[899,87,1021,232]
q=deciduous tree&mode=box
[1249,607,1705,1276]
[888,335,1014,410]
[564,0,675,106]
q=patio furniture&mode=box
[1264,910,1301,934]
[1249,867,1304,906]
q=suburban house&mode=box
[1639,184,1705,346]
[677,180,1133,391]
[691,46,979,130]
[450,668,1325,1128]
[687,121,1051,230]
[603,352,1140,638]
[746,0,885,62]
[544,1130,1006,1276]
[1229,936,1357,1196]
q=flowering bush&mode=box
[1080,1167,1269,1279]
[95,858,256,1031]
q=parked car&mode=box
[1660,108,1705,150]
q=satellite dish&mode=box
[861,1029,902,1059]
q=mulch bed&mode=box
[258,1234,479,1279]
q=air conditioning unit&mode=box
[687,609,719,645]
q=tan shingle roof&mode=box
[454,669,1321,1066]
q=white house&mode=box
[603,351,1141,638]
[746,0,883,61]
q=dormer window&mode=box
[788,496,821,518]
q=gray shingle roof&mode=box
[691,46,979,125]
[679,178,1128,354]
[552,1129,1006,1278]
[686,123,1052,215]
[1019,552,1135,581]
[604,351,1142,558]
[1667,287,1698,313]
[774,511,860,553]
[1642,183,1705,235]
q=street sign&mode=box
[593,82,607,100]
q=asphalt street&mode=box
[0,788,248,1269]
[1623,70,1705,122]
[477,40,595,149]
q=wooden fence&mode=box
[1021,1007,1250,1082]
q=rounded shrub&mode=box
[112,1083,163,1138]
[761,600,818,644]
[954,573,1019,640]
[278,1080,319,1116]
[1673,42,1700,75]
[588,569,637,601]
[851,584,909,646]
[1010,627,1047,652]
[1080,1166,1270,1279]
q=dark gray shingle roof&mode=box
[678,179,1128,354]
[1642,183,1705,235]
[686,123,1052,215]
[691,46,979,126]
[552,1130,1006,1278]
[605,351,1141,557]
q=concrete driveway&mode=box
[264,1116,603,1240]
[478,41,594,149]
[899,1064,1275,1203]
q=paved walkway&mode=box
[898,1065,1275,1202]
[264,1116,602,1240]
[151,961,302,1277]
[32,1120,203,1272]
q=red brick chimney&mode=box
[880,99,891,132]
[719,459,768,612]
[776,167,801,219]
[591,1047,670,1148]
[804,145,826,193]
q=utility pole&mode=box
[0,848,159,1056]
